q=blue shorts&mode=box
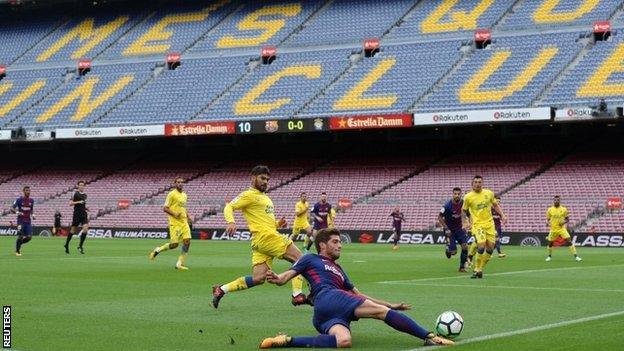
[17,222,32,236]
[447,229,468,252]
[312,289,365,334]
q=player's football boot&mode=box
[64,244,69,254]
[445,249,452,259]
[77,246,84,254]
[423,334,455,346]
[175,265,189,271]
[498,253,506,258]
[392,245,399,250]
[212,285,225,309]
[575,256,583,262]
[545,256,552,262]
[15,252,22,257]
[470,271,483,279]
[259,334,291,348]
[291,293,309,306]
[148,249,159,261]
[458,267,467,273]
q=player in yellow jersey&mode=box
[148,178,192,270]
[289,192,312,247]
[461,175,506,279]
[327,207,337,229]
[546,196,582,262]
[212,165,308,309]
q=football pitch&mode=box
[2,237,624,351]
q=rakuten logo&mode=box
[75,130,101,136]
[119,128,148,135]
[566,108,592,117]
[493,111,531,120]
[432,114,469,122]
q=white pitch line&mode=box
[391,282,624,294]
[378,264,624,285]
[1,256,138,261]
[405,309,624,351]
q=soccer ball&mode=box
[435,311,463,339]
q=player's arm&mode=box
[351,287,411,311]
[438,207,449,231]
[223,192,253,234]
[311,203,323,222]
[295,203,307,217]
[163,195,182,219]
[10,200,20,215]
[30,201,35,220]
[492,202,507,224]
[461,209,471,231]
[546,209,551,227]
[265,269,299,286]
[69,193,84,206]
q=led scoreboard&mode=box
[235,118,326,134]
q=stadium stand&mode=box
[498,0,621,30]
[540,33,624,107]
[97,56,253,126]
[386,0,515,40]
[417,32,585,112]
[7,63,154,129]
[301,40,464,116]
[284,0,415,46]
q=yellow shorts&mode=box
[169,223,191,243]
[251,231,293,267]
[472,225,497,245]
[547,230,570,242]
[292,222,310,235]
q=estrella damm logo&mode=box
[265,205,275,214]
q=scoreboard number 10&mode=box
[237,122,251,133]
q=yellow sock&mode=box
[475,253,483,271]
[481,252,492,270]
[568,245,577,255]
[547,246,553,255]
[469,242,478,257]
[223,276,250,293]
[156,243,170,253]
[292,275,303,296]
[176,254,186,267]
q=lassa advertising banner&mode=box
[414,107,551,126]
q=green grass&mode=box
[2,237,624,350]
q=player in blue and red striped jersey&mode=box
[438,187,469,272]
[259,228,453,348]
[305,192,332,252]
[492,195,506,258]
[390,207,405,250]
[12,186,35,256]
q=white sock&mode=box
[220,285,229,293]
